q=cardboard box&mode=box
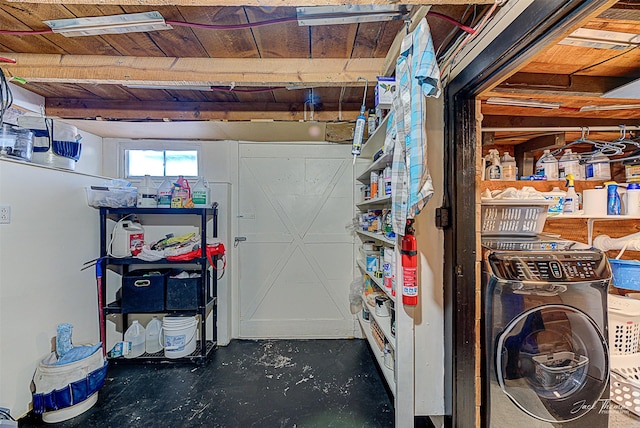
[375,76,396,109]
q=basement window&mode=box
[124,149,198,178]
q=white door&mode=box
[238,143,354,338]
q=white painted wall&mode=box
[0,159,105,418]
[414,96,445,415]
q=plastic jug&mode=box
[110,219,144,257]
[535,149,558,180]
[626,183,640,216]
[124,320,145,359]
[558,149,584,180]
[172,176,191,208]
[585,152,611,181]
[192,178,211,208]
[501,152,517,180]
[542,187,566,215]
[145,317,163,354]
[137,174,158,208]
[157,179,172,208]
[485,149,502,181]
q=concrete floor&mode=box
[19,339,396,427]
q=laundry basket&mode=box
[609,294,640,356]
[611,355,640,416]
[480,199,551,236]
[609,294,640,416]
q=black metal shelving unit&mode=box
[98,204,219,364]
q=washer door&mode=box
[496,304,608,423]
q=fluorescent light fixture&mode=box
[602,77,640,99]
[297,5,409,26]
[124,84,213,91]
[44,11,172,37]
[580,104,640,112]
[486,97,561,109]
[559,28,640,50]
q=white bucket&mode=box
[160,316,197,358]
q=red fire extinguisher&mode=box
[401,218,418,306]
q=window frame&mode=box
[117,140,202,180]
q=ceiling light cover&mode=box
[486,97,561,109]
[580,104,640,112]
[297,5,409,26]
[44,11,172,37]
[124,84,213,91]
[559,28,640,50]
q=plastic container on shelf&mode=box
[172,176,191,208]
[485,149,502,181]
[607,182,621,215]
[558,149,584,180]
[501,152,517,180]
[157,179,172,208]
[124,320,145,359]
[145,317,163,354]
[627,183,640,216]
[541,187,565,215]
[192,178,211,208]
[585,152,611,181]
[563,174,579,214]
[535,149,558,180]
[136,175,157,208]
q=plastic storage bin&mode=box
[609,294,640,355]
[86,186,137,208]
[121,269,169,312]
[481,199,550,236]
[609,259,640,291]
[166,270,205,310]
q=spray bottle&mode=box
[352,77,368,164]
[562,174,579,214]
[485,149,502,181]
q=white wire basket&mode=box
[480,199,551,236]
[611,354,640,417]
[609,295,640,356]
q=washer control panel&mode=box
[487,252,610,282]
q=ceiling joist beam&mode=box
[45,98,362,121]
[1,53,384,87]
[5,0,495,5]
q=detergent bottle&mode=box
[535,149,558,180]
[559,149,584,180]
[485,149,502,181]
[501,152,517,180]
[157,179,172,208]
[171,176,191,208]
[192,178,211,208]
[562,174,579,214]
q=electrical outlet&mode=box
[0,205,10,224]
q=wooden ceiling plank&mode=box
[45,98,362,121]
[178,6,259,58]
[1,53,384,86]
[245,7,309,59]
[7,1,495,6]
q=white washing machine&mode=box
[482,235,611,427]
